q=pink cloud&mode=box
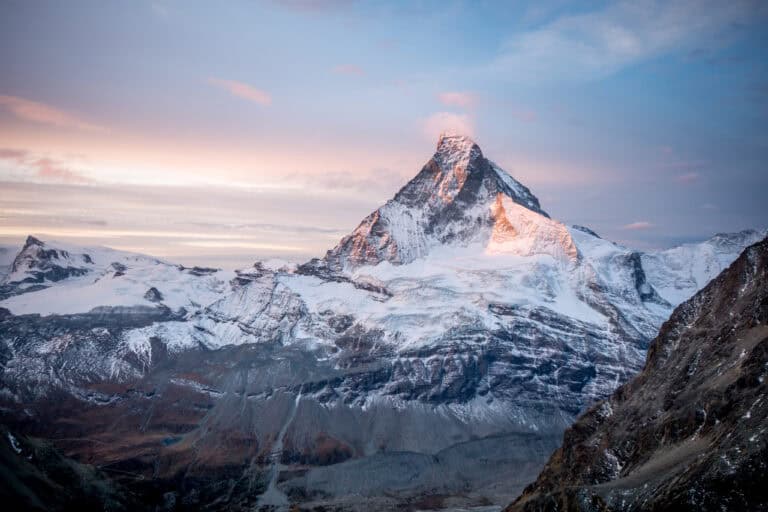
[437,91,477,109]
[208,78,272,106]
[0,148,91,184]
[675,172,700,184]
[333,64,365,76]
[33,157,91,184]
[421,112,475,142]
[622,221,653,231]
[0,148,28,161]
[0,94,105,131]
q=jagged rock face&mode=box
[0,244,18,281]
[0,137,763,510]
[508,236,768,512]
[0,236,92,299]
[322,134,547,270]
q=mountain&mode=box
[319,134,547,270]
[0,135,763,510]
[0,235,230,310]
[507,236,768,511]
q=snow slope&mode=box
[642,229,767,305]
[1,236,233,315]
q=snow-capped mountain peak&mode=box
[320,135,551,270]
[431,133,483,191]
[4,235,93,287]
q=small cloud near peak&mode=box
[208,78,272,106]
[437,91,477,109]
[421,112,475,142]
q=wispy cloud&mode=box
[421,112,475,141]
[437,91,477,109]
[150,1,170,18]
[333,64,365,76]
[33,158,91,184]
[179,240,306,252]
[294,168,408,197]
[675,172,700,184]
[273,0,355,13]
[622,221,653,230]
[656,160,707,170]
[0,149,27,160]
[0,179,378,267]
[189,221,344,235]
[0,94,105,131]
[0,148,92,184]
[208,78,272,106]
[486,0,765,83]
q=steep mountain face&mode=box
[0,236,92,300]
[507,236,768,512]
[0,244,17,283]
[320,134,547,270]
[0,136,763,510]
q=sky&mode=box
[1,0,767,268]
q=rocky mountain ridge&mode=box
[319,134,549,270]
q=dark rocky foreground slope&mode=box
[507,236,768,511]
[0,425,136,512]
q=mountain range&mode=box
[0,134,764,511]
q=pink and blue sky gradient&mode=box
[1,0,767,267]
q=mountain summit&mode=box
[322,134,549,269]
